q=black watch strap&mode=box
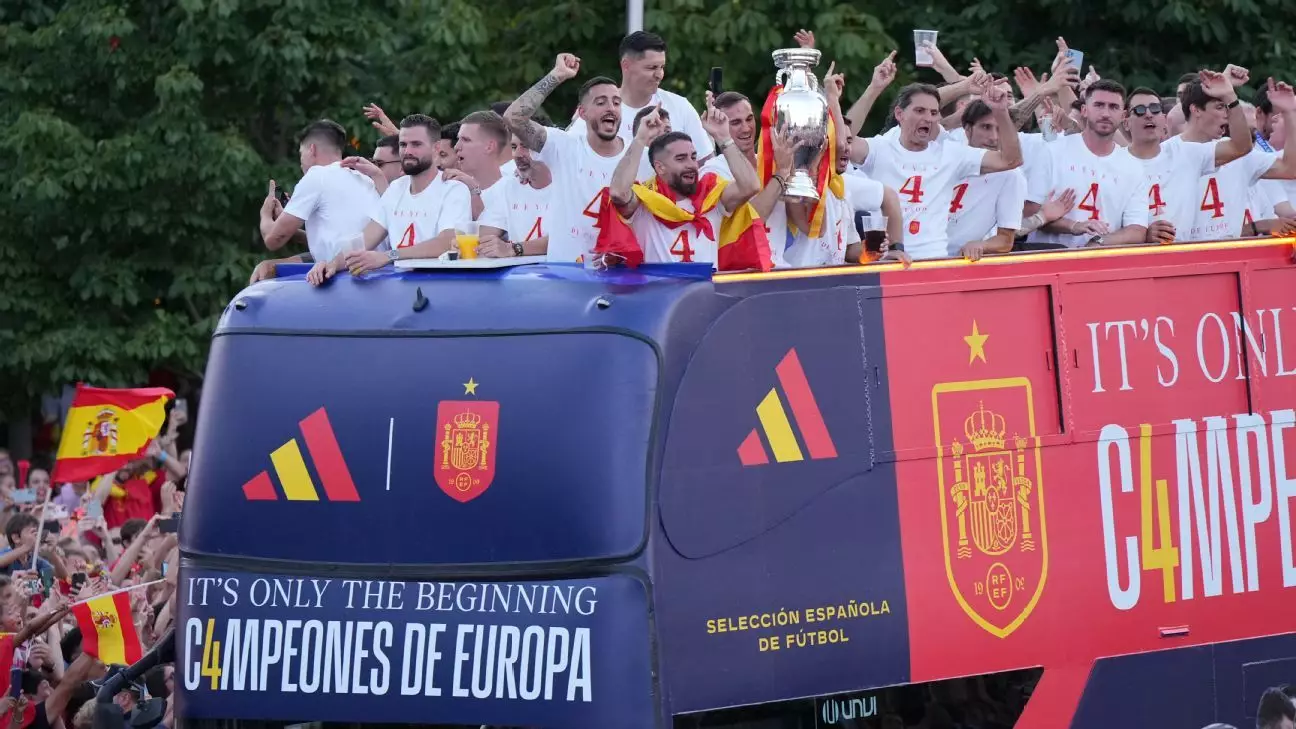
[1226,98,1241,110]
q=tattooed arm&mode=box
[505,53,582,152]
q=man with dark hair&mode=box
[632,105,672,180]
[947,99,1029,260]
[435,123,460,172]
[706,91,798,268]
[312,114,472,283]
[504,53,628,262]
[372,135,403,184]
[604,101,759,266]
[451,110,513,219]
[1126,72,1251,245]
[853,76,1023,260]
[1028,79,1148,247]
[252,119,379,283]
[1181,75,1296,241]
[566,31,712,160]
[1258,687,1296,729]
[478,129,555,259]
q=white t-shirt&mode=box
[861,134,986,260]
[1186,146,1276,241]
[945,169,1026,256]
[703,154,791,269]
[568,88,714,159]
[783,175,879,268]
[536,129,627,262]
[1028,134,1148,247]
[282,162,381,261]
[1135,137,1218,239]
[1019,132,1052,204]
[479,177,553,244]
[500,159,517,178]
[631,179,728,266]
[1244,182,1277,234]
[370,173,472,250]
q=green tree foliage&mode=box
[0,0,1287,430]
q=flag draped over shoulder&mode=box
[758,84,841,239]
[595,173,772,271]
[74,592,143,665]
[52,385,174,483]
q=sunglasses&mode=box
[1130,103,1165,117]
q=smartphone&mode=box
[158,516,180,534]
[71,572,88,590]
[1064,49,1084,74]
[275,185,290,207]
[173,398,188,418]
[708,67,723,96]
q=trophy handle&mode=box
[775,68,787,88]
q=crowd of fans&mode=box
[0,407,187,729]
[248,28,1296,284]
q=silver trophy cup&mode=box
[771,48,830,202]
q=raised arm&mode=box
[979,84,1023,173]
[703,93,759,210]
[1261,79,1296,179]
[504,54,581,152]
[1198,68,1252,166]
[845,51,897,142]
[610,106,665,218]
[1010,65,1079,130]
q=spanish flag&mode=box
[595,173,772,271]
[73,592,143,665]
[757,84,839,239]
[52,385,173,483]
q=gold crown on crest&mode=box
[453,411,482,429]
[964,401,1006,451]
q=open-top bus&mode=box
[175,237,1296,728]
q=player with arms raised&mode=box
[504,54,628,262]
[852,73,1023,260]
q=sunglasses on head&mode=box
[1130,103,1165,117]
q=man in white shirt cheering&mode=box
[855,81,1023,260]
[946,100,1028,261]
[504,53,628,262]
[1028,80,1148,248]
[252,120,380,283]
[308,114,473,283]
[1124,72,1251,245]
[566,31,712,160]
[1180,76,1296,241]
[605,103,759,266]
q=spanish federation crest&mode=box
[434,400,499,503]
[81,408,121,456]
[933,378,1047,639]
[91,609,117,631]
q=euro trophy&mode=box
[771,47,830,202]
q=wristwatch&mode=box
[1087,235,1105,247]
[1226,98,1241,110]
[715,139,733,154]
[512,242,525,257]
[387,249,400,263]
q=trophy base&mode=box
[781,172,821,203]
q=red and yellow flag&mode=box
[52,385,174,483]
[73,592,143,665]
[595,173,771,271]
[757,84,840,239]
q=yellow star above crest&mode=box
[463,378,479,396]
[964,321,989,365]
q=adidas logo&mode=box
[241,408,360,501]
[737,349,837,466]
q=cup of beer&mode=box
[456,222,480,260]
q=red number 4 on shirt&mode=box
[1200,178,1225,219]
[900,175,924,204]
[1078,183,1101,220]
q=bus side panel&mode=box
[654,284,912,713]
[1069,632,1296,728]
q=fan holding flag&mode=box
[50,385,174,485]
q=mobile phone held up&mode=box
[158,516,180,534]
[708,67,723,97]
[275,185,290,208]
